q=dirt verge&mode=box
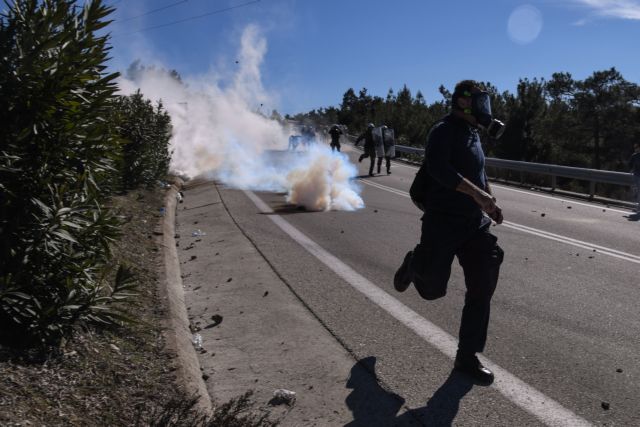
[0,187,185,426]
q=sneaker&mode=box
[454,354,494,385]
[393,251,413,292]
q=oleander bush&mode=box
[0,0,171,348]
[112,90,172,190]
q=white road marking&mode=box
[359,179,639,263]
[502,221,640,264]
[244,189,592,427]
[359,179,409,197]
[491,185,632,214]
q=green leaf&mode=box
[51,229,78,244]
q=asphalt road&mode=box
[214,144,639,426]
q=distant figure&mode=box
[355,123,376,176]
[301,125,315,148]
[376,125,396,175]
[329,124,343,152]
[288,134,302,151]
[630,142,640,212]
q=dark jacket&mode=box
[329,126,342,143]
[355,128,374,150]
[410,114,489,225]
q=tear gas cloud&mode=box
[116,25,364,212]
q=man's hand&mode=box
[473,190,497,213]
[472,189,503,224]
[489,205,503,224]
[456,177,504,224]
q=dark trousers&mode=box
[377,156,391,173]
[359,145,376,174]
[411,212,504,355]
[331,141,341,152]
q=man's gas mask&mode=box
[457,90,506,139]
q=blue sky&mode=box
[107,0,640,115]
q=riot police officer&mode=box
[355,123,376,176]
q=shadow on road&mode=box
[623,212,640,221]
[344,356,405,427]
[395,371,474,427]
[344,356,474,427]
[354,174,387,179]
[258,203,323,215]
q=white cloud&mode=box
[571,0,640,20]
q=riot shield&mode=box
[372,126,385,157]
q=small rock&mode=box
[263,291,269,297]
[190,255,197,261]
[226,278,232,283]
[601,402,610,410]
[109,344,120,352]
[204,314,223,329]
[616,368,623,373]
[194,221,198,224]
[602,209,606,212]
[270,389,296,406]
[174,233,180,238]
[541,213,546,217]
[202,374,210,381]
[567,206,572,209]
[374,209,378,213]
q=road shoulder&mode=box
[176,180,405,425]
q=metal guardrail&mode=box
[393,144,634,199]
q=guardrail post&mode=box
[551,175,557,192]
[589,181,596,199]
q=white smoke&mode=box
[116,25,364,212]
